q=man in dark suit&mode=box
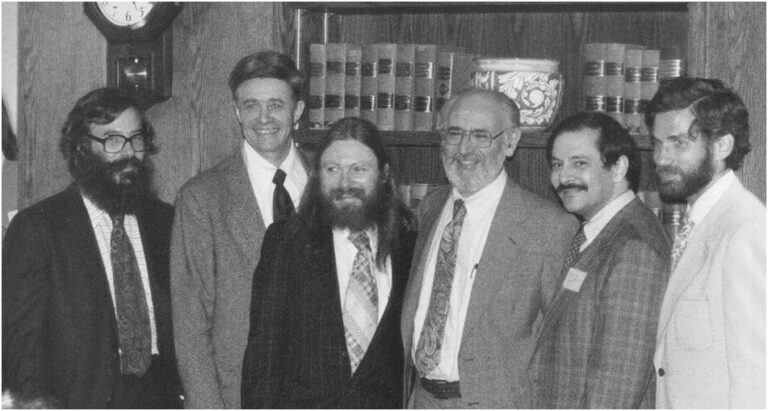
[401,89,578,408]
[2,87,182,408]
[241,117,417,408]
[171,51,309,408]
[533,111,670,408]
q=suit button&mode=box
[658,368,665,377]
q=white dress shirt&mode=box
[412,170,507,381]
[581,190,636,251]
[687,169,736,225]
[243,140,308,227]
[333,227,392,321]
[82,194,158,354]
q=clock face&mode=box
[96,2,155,28]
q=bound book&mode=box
[604,43,626,126]
[344,44,362,119]
[624,45,644,135]
[435,51,476,127]
[640,49,660,135]
[324,43,347,128]
[413,44,439,131]
[308,43,326,129]
[395,44,416,131]
[360,44,379,125]
[583,43,607,113]
[377,43,397,131]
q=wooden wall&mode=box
[14,2,766,208]
[688,2,766,201]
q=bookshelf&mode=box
[288,2,688,199]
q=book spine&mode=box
[395,44,416,131]
[624,46,644,137]
[324,43,347,128]
[344,44,362,119]
[435,52,476,127]
[605,43,625,125]
[413,44,438,131]
[360,44,379,125]
[640,49,660,135]
[308,43,326,129]
[583,43,607,113]
[377,43,397,131]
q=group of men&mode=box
[2,50,764,409]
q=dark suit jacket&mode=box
[241,214,417,408]
[2,186,182,408]
[532,197,670,408]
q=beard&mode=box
[442,148,507,196]
[319,185,385,232]
[72,150,155,215]
[656,144,715,203]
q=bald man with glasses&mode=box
[401,88,578,408]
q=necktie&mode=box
[671,212,694,269]
[414,199,466,377]
[272,169,295,224]
[343,231,378,373]
[110,214,152,376]
[563,222,587,269]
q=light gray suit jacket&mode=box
[654,176,766,409]
[401,177,578,408]
[170,152,266,409]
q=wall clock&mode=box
[84,2,182,109]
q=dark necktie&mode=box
[414,199,466,376]
[110,214,152,376]
[343,231,378,373]
[272,169,295,223]
[563,222,587,269]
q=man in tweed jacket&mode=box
[533,112,670,408]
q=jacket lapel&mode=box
[222,153,265,272]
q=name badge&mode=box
[563,268,587,292]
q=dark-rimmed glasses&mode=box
[87,133,147,153]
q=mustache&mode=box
[330,187,366,201]
[556,183,588,193]
[656,165,683,177]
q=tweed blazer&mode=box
[654,176,766,408]
[401,177,578,408]
[2,186,181,408]
[532,197,670,408]
[241,215,417,408]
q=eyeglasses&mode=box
[438,127,509,148]
[87,133,147,153]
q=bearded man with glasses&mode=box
[401,88,578,408]
[2,87,182,408]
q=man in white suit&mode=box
[646,77,765,408]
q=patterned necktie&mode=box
[343,231,378,373]
[671,212,694,269]
[272,169,295,224]
[414,199,466,377]
[563,222,587,269]
[110,214,152,376]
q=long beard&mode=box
[656,145,715,203]
[320,186,385,232]
[72,151,155,215]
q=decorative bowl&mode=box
[473,58,564,132]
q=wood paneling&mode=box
[688,3,766,201]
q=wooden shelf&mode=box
[294,129,653,151]
[289,2,687,14]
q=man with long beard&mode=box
[241,117,417,408]
[647,77,765,408]
[2,88,182,408]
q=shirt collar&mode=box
[333,225,379,252]
[687,169,737,224]
[583,189,636,244]
[242,139,298,172]
[450,169,508,210]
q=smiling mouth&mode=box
[254,128,279,135]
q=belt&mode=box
[420,377,461,399]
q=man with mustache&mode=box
[241,117,417,408]
[171,51,310,408]
[648,77,765,408]
[532,111,670,408]
[2,88,182,408]
[401,89,577,408]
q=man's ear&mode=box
[612,155,629,183]
[382,163,391,180]
[293,100,306,124]
[713,133,734,162]
[504,127,522,157]
[233,101,242,123]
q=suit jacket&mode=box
[401,178,578,408]
[171,149,311,408]
[2,186,181,408]
[241,214,417,408]
[532,197,670,408]
[654,176,766,408]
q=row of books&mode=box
[309,43,477,132]
[582,43,686,140]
